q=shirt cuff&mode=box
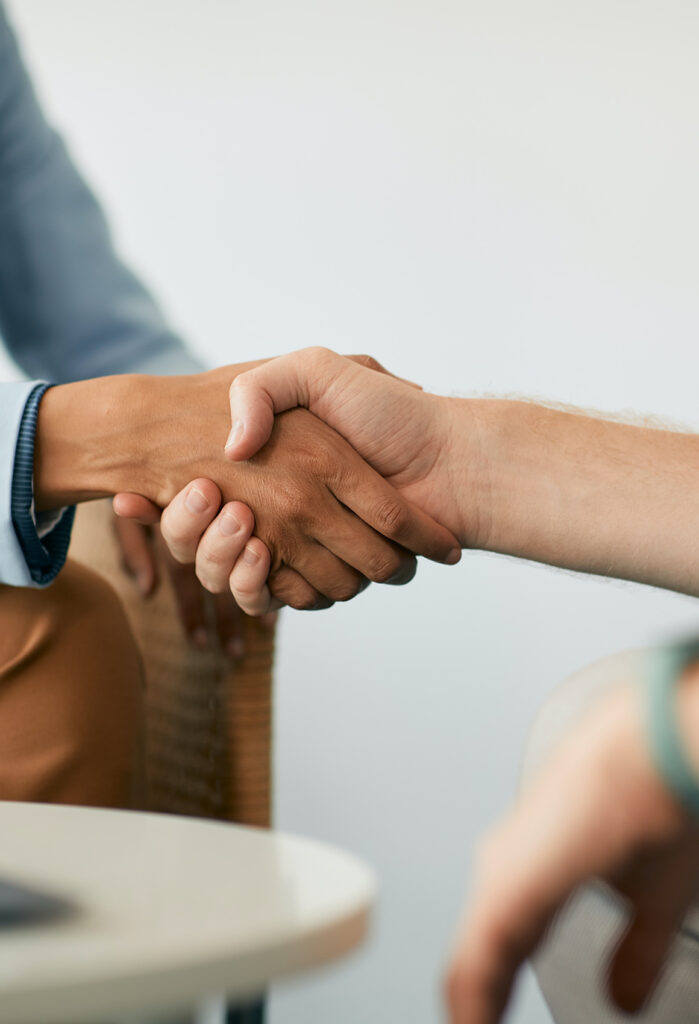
[11,383,75,586]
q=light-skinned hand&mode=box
[444,662,699,1024]
[114,483,279,626]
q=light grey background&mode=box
[6,2,699,1022]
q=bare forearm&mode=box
[450,399,699,596]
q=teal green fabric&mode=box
[646,640,699,817]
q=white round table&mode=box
[0,803,376,1024]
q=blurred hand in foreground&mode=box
[444,661,699,1023]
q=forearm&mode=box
[450,399,699,596]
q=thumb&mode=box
[224,346,365,461]
[224,373,277,462]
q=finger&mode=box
[212,590,246,662]
[194,501,255,594]
[165,555,209,649]
[229,538,281,616]
[446,838,557,1024]
[329,467,460,565]
[299,499,417,585]
[113,492,162,525]
[268,564,333,612]
[609,841,699,1013]
[289,541,370,603]
[113,516,159,596]
[160,479,223,564]
[260,611,279,630]
[445,757,632,1024]
[609,908,679,1015]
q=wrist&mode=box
[437,396,509,550]
[34,374,181,510]
[34,362,261,513]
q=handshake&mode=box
[36,344,699,611]
[35,348,468,615]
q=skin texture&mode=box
[33,363,460,611]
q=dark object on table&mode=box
[0,875,76,926]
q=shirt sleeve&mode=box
[0,379,72,586]
[0,5,205,382]
[10,382,74,586]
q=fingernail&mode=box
[191,627,208,650]
[185,486,210,514]
[137,571,151,596]
[226,639,245,661]
[219,509,241,536]
[225,420,244,451]
[242,545,260,566]
[446,548,461,565]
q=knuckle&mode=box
[160,511,191,552]
[231,572,265,599]
[355,353,382,372]
[329,578,362,603]
[199,544,231,570]
[274,484,310,523]
[229,374,247,399]
[389,555,417,585]
[195,567,226,594]
[373,497,409,538]
[302,445,333,480]
[366,549,402,584]
[304,344,332,362]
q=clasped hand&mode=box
[114,355,461,614]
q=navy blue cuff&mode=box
[11,383,75,586]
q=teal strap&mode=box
[645,639,699,817]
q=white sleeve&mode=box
[0,379,48,586]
